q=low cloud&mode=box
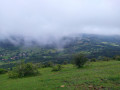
[0,0,120,46]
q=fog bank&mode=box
[0,0,120,46]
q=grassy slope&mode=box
[0,61,120,90]
[0,62,5,65]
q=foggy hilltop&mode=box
[0,33,82,48]
[0,0,120,68]
[1,0,120,63]
[0,33,120,48]
[0,0,120,41]
[1,0,120,49]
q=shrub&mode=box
[36,63,43,68]
[102,57,110,61]
[46,61,54,67]
[8,63,39,78]
[8,71,19,78]
[0,68,7,74]
[73,53,88,68]
[115,55,120,61]
[91,58,96,62]
[63,61,68,65]
[42,61,54,68]
[52,64,62,71]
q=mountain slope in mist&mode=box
[0,34,120,68]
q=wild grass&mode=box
[0,62,5,65]
[0,60,120,90]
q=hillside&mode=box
[0,60,120,90]
[0,34,120,69]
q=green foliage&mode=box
[8,71,19,78]
[0,68,7,74]
[52,64,62,71]
[108,76,120,84]
[35,63,43,68]
[91,58,96,62]
[102,57,110,61]
[114,55,120,61]
[45,61,54,67]
[8,63,39,78]
[73,53,88,68]
[42,61,54,68]
[62,60,68,65]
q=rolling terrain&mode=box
[0,60,120,90]
[0,34,120,69]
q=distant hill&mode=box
[0,34,120,66]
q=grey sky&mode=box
[0,0,120,42]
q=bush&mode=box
[102,57,110,61]
[46,61,54,67]
[91,58,96,62]
[73,53,88,68]
[8,71,19,78]
[8,63,39,78]
[52,64,62,71]
[42,61,54,68]
[63,61,68,65]
[0,68,7,74]
[114,55,120,61]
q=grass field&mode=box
[0,60,120,90]
[0,62,5,65]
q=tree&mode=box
[73,53,88,68]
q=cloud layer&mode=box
[0,0,120,44]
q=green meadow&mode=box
[0,60,120,90]
[0,62,5,65]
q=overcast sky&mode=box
[0,0,120,42]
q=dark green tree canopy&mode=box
[73,53,88,68]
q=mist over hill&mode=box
[1,33,120,48]
[0,34,120,69]
[1,0,120,42]
[0,0,120,69]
